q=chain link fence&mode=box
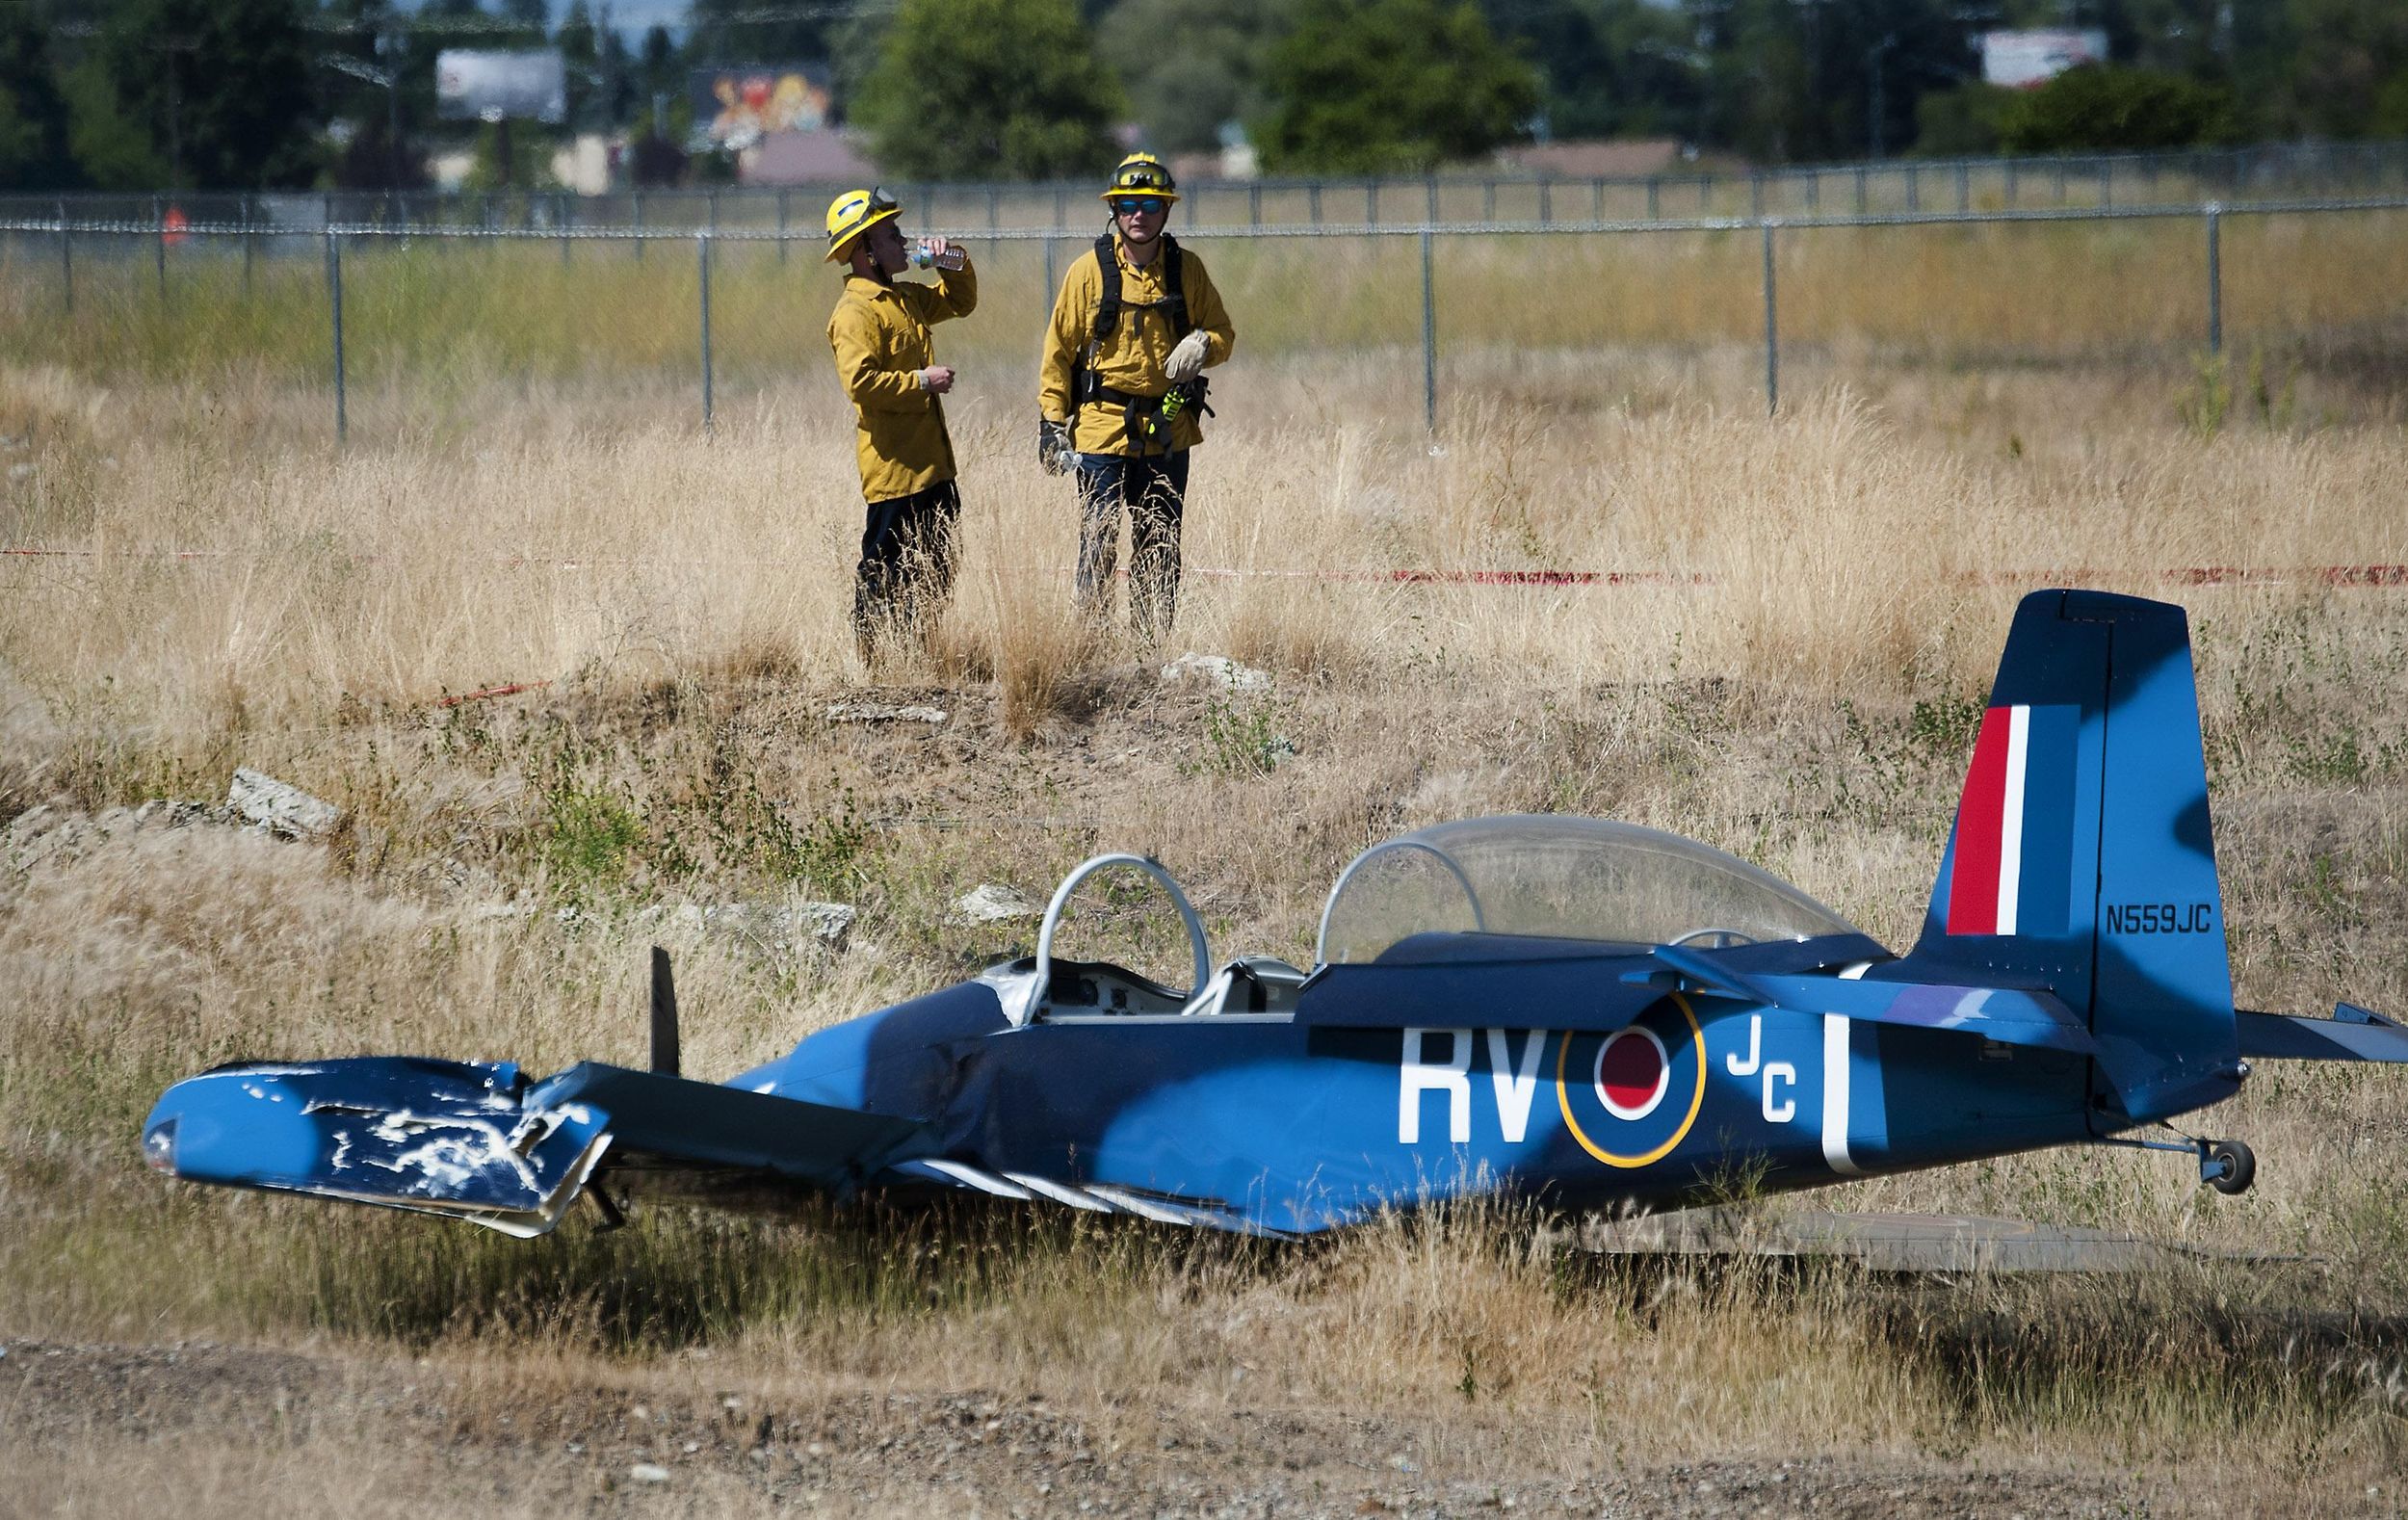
[4,164,2405,443]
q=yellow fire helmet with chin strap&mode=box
[824,186,902,263]
[1100,151,1179,204]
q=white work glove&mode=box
[1164,328,1212,384]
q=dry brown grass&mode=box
[5,343,2408,1509]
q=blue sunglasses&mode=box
[1112,197,1168,216]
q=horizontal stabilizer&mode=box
[528,1062,933,1188]
[2237,1006,2408,1063]
[1749,972,2098,1057]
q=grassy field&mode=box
[3,275,2408,1512]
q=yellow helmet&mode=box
[1100,151,1179,204]
[824,186,901,263]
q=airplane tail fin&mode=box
[1902,590,2240,1124]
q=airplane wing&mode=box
[2236,1003,2408,1063]
[143,1057,935,1238]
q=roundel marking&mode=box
[1556,993,1707,1169]
[1594,1027,1670,1120]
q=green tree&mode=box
[98,0,314,189]
[1096,0,1288,157]
[1999,63,2235,150]
[2279,0,2408,139]
[0,3,75,188]
[853,0,1120,180]
[1479,0,1704,143]
[1253,0,1540,173]
[1912,81,2012,156]
[63,54,168,189]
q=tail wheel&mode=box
[2208,1139,2256,1195]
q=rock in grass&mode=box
[824,700,948,725]
[1160,651,1271,693]
[628,1462,670,1483]
[227,768,341,840]
[953,883,1038,925]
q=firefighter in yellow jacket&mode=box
[824,186,977,656]
[1037,153,1235,639]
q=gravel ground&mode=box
[0,1336,2180,1518]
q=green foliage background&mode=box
[1251,0,1539,174]
[0,0,2403,191]
[851,0,1122,181]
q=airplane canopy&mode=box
[1316,815,1859,966]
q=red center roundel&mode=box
[1593,1027,1670,1121]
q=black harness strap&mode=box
[1091,231,1191,343]
[1072,233,1208,456]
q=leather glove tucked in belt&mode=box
[1164,328,1212,384]
[1037,417,1074,476]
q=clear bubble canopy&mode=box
[1316,815,1860,965]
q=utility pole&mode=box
[164,39,191,189]
[1866,32,1898,160]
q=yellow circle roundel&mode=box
[1554,994,1708,1168]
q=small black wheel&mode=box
[2209,1139,2256,1195]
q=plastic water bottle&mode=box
[910,239,966,272]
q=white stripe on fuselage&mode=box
[1822,979,1862,1175]
[1997,703,2029,935]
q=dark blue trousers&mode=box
[1074,450,1190,639]
[854,478,960,655]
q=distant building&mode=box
[740,129,877,187]
[1980,30,2110,90]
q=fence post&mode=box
[324,230,348,445]
[987,184,1000,230]
[2205,203,2222,357]
[1853,166,1868,214]
[2005,160,2018,207]
[153,193,167,298]
[241,193,254,296]
[1309,181,1322,223]
[697,233,715,432]
[1424,176,1437,223]
[1368,179,1379,226]
[1249,181,1262,226]
[1748,171,1763,219]
[634,191,644,262]
[1043,236,1057,301]
[1482,180,1496,222]
[57,198,71,314]
[776,189,790,264]
[559,192,572,266]
[1591,176,1604,221]
[1647,176,1660,219]
[1539,178,1552,226]
[1420,226,1437,436]
[1761,221,1779,418]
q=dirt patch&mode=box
[1,1336,2165,1517]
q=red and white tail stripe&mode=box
[1947,704,2030,936]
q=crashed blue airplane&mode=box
[144,590,2408,1239]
